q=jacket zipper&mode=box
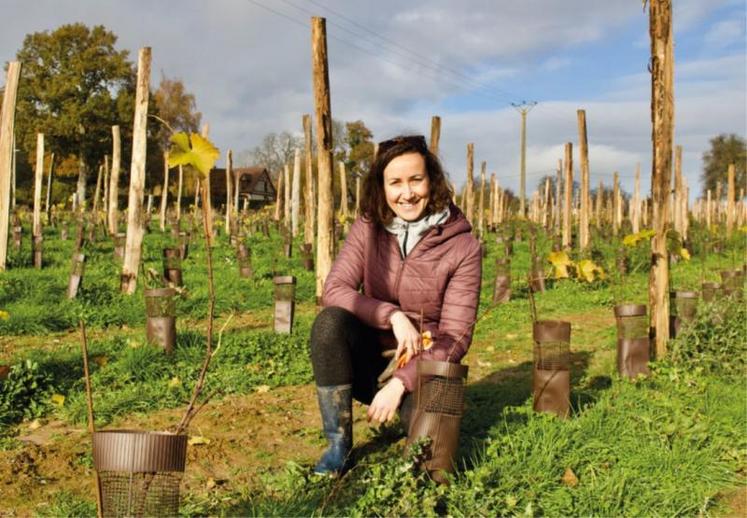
[392,226,436,296]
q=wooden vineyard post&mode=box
[430,115,441,156]
[121,47,151,295]
[176,165,183,223]
[45,152,55,224]
[613,172,621,236]
[465,143,474,225]
[355,174,361,217]
[477,161,486,237]
[726,164,735,238]
[201,124,214,239]
[160,152,170,232]
[488,173,496,230]
[555,160,562,234]
[92,163,103,220]
[311,16,335,301]
[648,0,674,357]
[108,125,121,235]
[291,148,301,237]
[577,109,590,250]
[33,133,45,239]
[339,161,349,226]
[274,170,284,222]
[632,164,641,233]
[595,180,604,228]
[225,150,232,236]
[673,145,683,236]
[303,114,315,246]
[562,143,573,249]
[682,178,689,240]
[284,162,291,228]
[0,61,21,271]
[102,156,109,227]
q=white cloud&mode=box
[703,18,746,50]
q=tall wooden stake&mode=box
[562,143,573,249]
[303,114,315,246]
[488,173,496,230]
[311,17,335,300]
[649,0,674,357]
[45,152,55,224]
[430,115,441,156]
[613,172,621,236]
[283,162,291,227]
[0,62,21,271]
[632,164,641,233]
[577,109,590,250]
[121,47,151,294]
[465,143,474,225]
[477,161,486,236]
[176,165,183,223]
[108,125,121,235]
[673,145,683,235]
[338,161,348,224]
[291,148,301,236]
[726,163,735,237]
[160,152,170,232]
[32,133,45,238]
[225,149,232,235]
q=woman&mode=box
[310,134,482,475]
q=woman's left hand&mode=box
[367,377,406,424]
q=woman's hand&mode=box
[367,377,406,424]
[390,311,421,365]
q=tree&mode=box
[13,23,134,205]
[153,74,202,148]
[343,120,374,179]
[701,134,746,197]
[246,131,301,178]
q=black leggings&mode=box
[310,306,390,405]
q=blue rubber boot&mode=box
[314,384,353,475]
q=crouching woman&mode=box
[309,135,482,475]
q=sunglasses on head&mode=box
[377,135,428,156]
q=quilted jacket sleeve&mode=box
[322,218,400,330]
[393,236,482,392]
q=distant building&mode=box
[209,166,276,209]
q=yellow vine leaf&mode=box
[168,132,220,177]
[50,394,66,407]
[576,259,605,283]
[188,435,211,446]
[548,251,573,279]
[680,248,691,261]
[0,310,9,321]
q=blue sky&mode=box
[1,0,745,200]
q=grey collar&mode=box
[384,207,450,258]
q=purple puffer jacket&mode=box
[322,204,482,392]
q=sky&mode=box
[1,0,745,200]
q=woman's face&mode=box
[383,152,431,222]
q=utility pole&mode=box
[512,100,537,218]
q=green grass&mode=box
[1,216,745,516]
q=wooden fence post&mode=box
[0,61,21,271]
[33,133,45,238]
[562,143,573,249]
[121,47,151,294]
[339,161,348,225]
[477,161,486,236]
[555,160,562,234]
[632,164,641,233]
[176,165,183,223]
[284,162,291,227]
[274,169,284,222]
[726,163,735,237]
[430,115,441,156]
[45,152,55,224]
[648,0,674,357]
[613,172,621,236]
[311,16,335,301]
[466,143,474,225]
[577,109,590,250]
[291,148,301,237]
[160,152,170,232]
[224,149,232,236]
[102,155,109,225]
[303,114,315,246]
[108,125,121,234]
[488,173,496,230]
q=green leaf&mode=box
[168,132,220,177]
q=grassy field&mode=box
[0,215,745,516]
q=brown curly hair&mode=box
[360,135,453,227]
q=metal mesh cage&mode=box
[99,471,182,517]
[417,375,465,417]
[533,341,569,371]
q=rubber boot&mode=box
[314,384,352,475]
